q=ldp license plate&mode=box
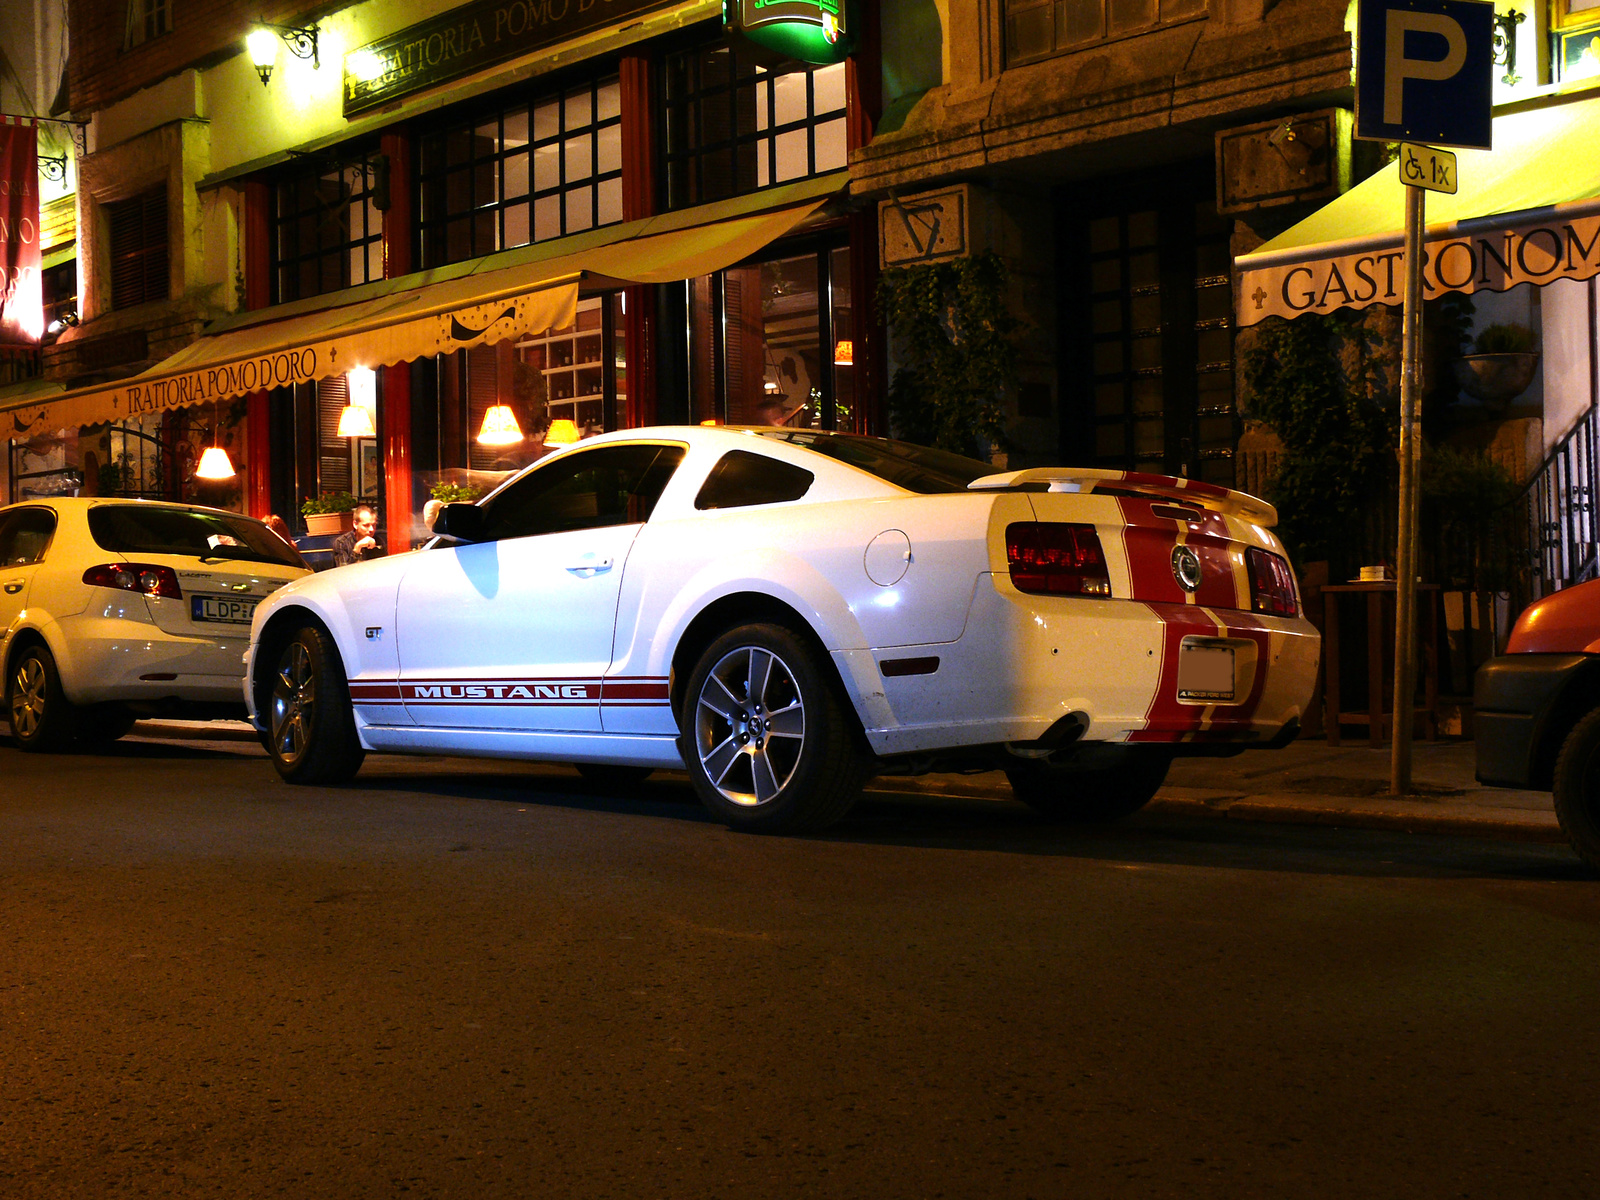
[192,594,258,624]
[1177,641,1236,702]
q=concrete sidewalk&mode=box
[874,736,1565,845]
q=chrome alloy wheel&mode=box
[269,640,317,767]
[9,656,48,739]
[693,644,807,806]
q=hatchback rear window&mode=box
[88,505,306,568]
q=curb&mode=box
[863,778,1567,844]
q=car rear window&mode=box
[756,431,993,494]
[88,505,306,569]
[695,450,814,509]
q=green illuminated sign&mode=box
[724,0,857,65]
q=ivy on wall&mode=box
[875,251,1020,457]
[1241,313,1397,570]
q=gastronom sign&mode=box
[343,0,677,116]
[1237,204,1600,325]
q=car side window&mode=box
[694,450,814,510]
[0,508,57,565]
[480,444,686,542]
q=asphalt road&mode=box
[2,727,1598,1199]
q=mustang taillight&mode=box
[1006,523,1112,597]
[83,563,183,600]
[1246,547,1298,617]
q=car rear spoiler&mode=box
[968,468,1279,527]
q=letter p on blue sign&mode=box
[1356,0,1494,149]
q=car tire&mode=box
[7,643,77,753]
[681,622,869,834]
[1553,708,1600,872]
[265,624,365,785]
[76,704,138,746]
[1006,749,1173,822]
[574,763,654,789]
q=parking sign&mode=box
[1356,0,1495,149]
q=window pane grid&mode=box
[661,43,847,211]
[418,77,622,270]
[270,151,385,305]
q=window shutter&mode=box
[107,187,169,311]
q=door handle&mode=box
[3,582,21,594]
[565,556,614,576]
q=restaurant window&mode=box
[1004,0,1205,66]
[106,186,168,311]
[271,149,385,304]
[412,293,629,501]
[310,373,379,500]
[660,43,847,211]
[418,77,623,270]
[679,241,856,431]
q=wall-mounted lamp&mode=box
[247,19,320,86]
[1492,9,1525,86]
[478,404,525,446]
[338,366,378,437]
[46,311,79,335]
[833,339,854,366]
[543,418,579,447]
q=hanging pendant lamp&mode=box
[195,401,236,480]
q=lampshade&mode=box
[247,28,277,83]
[478,404,525,445]
[195,446,236,480]
[543,418,580,447]
[336,403,376,438]
[833,339,854,366]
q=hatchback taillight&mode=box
[1246,547,1298,616]
[83,563,183,600]
[1006,523,1112,597]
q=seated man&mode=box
[332,504,383,566]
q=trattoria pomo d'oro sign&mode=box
[343,0,677,115]
[724,0,856,64]
[1237,208,1600,325]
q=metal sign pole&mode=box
[1391,180,1425,795]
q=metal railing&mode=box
[1520,402,1600,599]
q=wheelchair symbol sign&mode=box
[1399,143,1459,194]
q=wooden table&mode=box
[1323,581,1440,748]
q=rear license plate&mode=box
[1177,641,1236,702]
[191,594,258,625]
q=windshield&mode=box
[755,431,994,494]
[88,505,306,569]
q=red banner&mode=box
[0,118,43,346]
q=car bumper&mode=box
[844,574,1322,757]
[53,613,253,706]
[1474,652,1592,789]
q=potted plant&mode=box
[428,481,484,505]
[301,491,358,536]
[1454,322,1539,410]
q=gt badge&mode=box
[1171,545,1202,593]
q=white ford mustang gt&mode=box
[245,426,1320,832]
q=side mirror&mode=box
[433,502,486,544]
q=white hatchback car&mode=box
[245,427,1320,833]
[0,498,309,750]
